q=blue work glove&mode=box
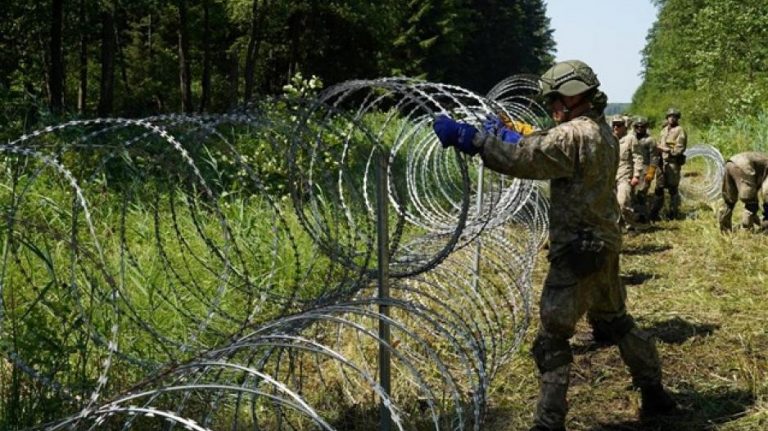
[482,115,522,145]
[433,115,480,155]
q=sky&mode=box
[544,0,659,103]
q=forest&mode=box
[0,0,554,134]
[3,0,767,134]
[633,0,768,127]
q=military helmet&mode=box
[633,116,649,126]
[610,115,625,126]
[540,60,600,98]
[666,107,681,118]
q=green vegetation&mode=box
[487,210,768,430]
[0,0,554,134]
[632,0,768,128]
[605,103,631,116]
[699,112,768,156]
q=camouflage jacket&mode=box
[727,151,768,184]
[635,133,659,170]
[616,133,644,182]
[658,124,687,162]
[473,112,621,258]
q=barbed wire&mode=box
[679,144,725,202]
[0,78,550,430]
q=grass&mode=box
[4,110,768,429]
[485,203,768,430]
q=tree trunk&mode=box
[244,0,269,102]
[178,0,193,113]
[77,0,88,114]
[227,49,239,109]
[49,0,64,113]
[199,0,211,113]
[97,5,115,117]
[116,22,130,97]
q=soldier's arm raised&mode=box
[474,127,576,180]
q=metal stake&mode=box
[472,163,485,292]
[376,147,391,431]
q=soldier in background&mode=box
[612,116,644,230]
[718,151,768,232]
[632,116,659,223]
[622,114,634,132]
[650,108,687,220]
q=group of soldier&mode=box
[612,109,768,233]
[432,59,768,430]
[612,108,688,231]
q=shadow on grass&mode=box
[645,316,719,344]
[572,316,719,354]
[621,243,672,255]
[624,225,665,236]
[621,270,655,286]
[590,387,754,431]
[328,404,378,431]
[329,401,473,431]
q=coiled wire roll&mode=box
[679,144,726,202]
[1,76,551,430]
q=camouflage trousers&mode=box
[657,161,682,189]
[616,180,635,226]
[532,250,662,429]
[719,161,768,230]
[632,180,652,221]
[652,161,683,218]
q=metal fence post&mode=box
[472,164,484,292]
[376,147,391,431]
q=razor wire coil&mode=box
[0,77,551,430]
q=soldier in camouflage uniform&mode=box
[651,108,687,220]
[612,116,645,230]
[631,116,659,223]
[432,60,676,431]
[718,151,768,232]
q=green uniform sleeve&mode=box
[633,149,644,178]
[630,136,644,177]
[647,137,660,167]
[670,128,687,156]
[473,128,576,180]
[658,127,672,154]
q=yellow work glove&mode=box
[644,165,656,184]
[499,112,536,135]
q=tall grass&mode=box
[0,168,350,428]
[698,111,768,156]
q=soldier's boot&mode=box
[741,201,760,229]
[531,334,572,431]
[640,383,678,418]
[649,192,664,222]
[593,314,679,418]
[718,203,734,232]
[633,192,649,224]
[667,188,681,220]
